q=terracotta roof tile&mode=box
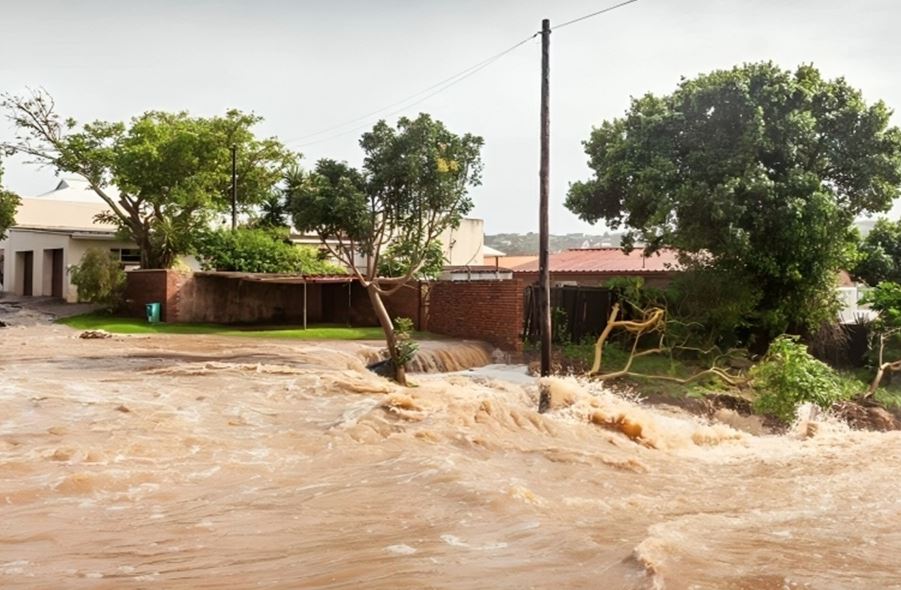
[511,248,681,274]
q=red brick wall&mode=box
[125,270,323,324]
[124,271,524,350]
[125,269,187,322]
[426,279,523,351]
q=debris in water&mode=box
[366,358,394,378]
[385,544,417,555]
[79,330,112,340]
[591,411,645,442]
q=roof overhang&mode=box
[12,226,120,239]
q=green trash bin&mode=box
[146,302,161,323]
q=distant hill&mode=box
[490,221,884,255]
[485,232,622,256]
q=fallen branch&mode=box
[866,329,901,398]
[589,304,664,375]
[586,300,747,387]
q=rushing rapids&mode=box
[1,324,900,589]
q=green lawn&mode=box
[57,313,396,340]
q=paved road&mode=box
[0,295,98,327]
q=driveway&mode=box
[0,294,99,327]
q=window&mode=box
[110,248,142,263]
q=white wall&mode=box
[0,236,7,292]
[3,229,134,302]
[440,218,484,267]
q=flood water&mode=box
[1,325,900,589]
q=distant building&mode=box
[290,217,488,275]
[0,179,137,301]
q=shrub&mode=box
[69,248,126,309]
[393,317,418,366]
[194,228,345,274]
[750,335,854,422]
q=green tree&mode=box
[860,281,901,329]
[0,160,20,241]
[853,218,901,286]
[1,89,297,268]
[69,248,126,309]
[253,192,290,229]
[286,114,483,384]
[566,63,901,344]
[194,227,345,274]
[378,240,446,280]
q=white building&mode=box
[290,217,487,275]
[0,179,138,302]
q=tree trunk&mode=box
[367,283,407,386]
[137,232,154,269]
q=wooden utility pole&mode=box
[538,18,552,412]
[230,145,238,230]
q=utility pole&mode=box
[230,145,238,231]
[538,18,552,413]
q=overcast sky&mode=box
[2,0,900,234]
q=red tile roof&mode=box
[511,248,681,274]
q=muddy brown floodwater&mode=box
[1,325,901,589]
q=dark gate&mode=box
[524,285,613,343]
[51,249,64,298]
[21,251,33,296]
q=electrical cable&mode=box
[287,0,639,148]
[554,0,639,30]
[286,33,538,147]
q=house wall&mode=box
[67,238,136,301]
[439,218,485,267]
[1,229,133,301]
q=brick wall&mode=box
[175,274,324,324]
[426,279,523,351]
[124,269,187,322]
[124,270,524,350]
[332,281,424,329]
[125,270,323,324]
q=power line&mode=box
[286,33,538,147]
[554,0,639,30]
[287,0,639,148]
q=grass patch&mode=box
[57,312,431,341]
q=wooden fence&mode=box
[524,285,613,344]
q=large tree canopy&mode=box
[286,113,483,384]
[1,90,297,268]
[853,218,901,286]
[0,160,20,241]
[567,62,901,339]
